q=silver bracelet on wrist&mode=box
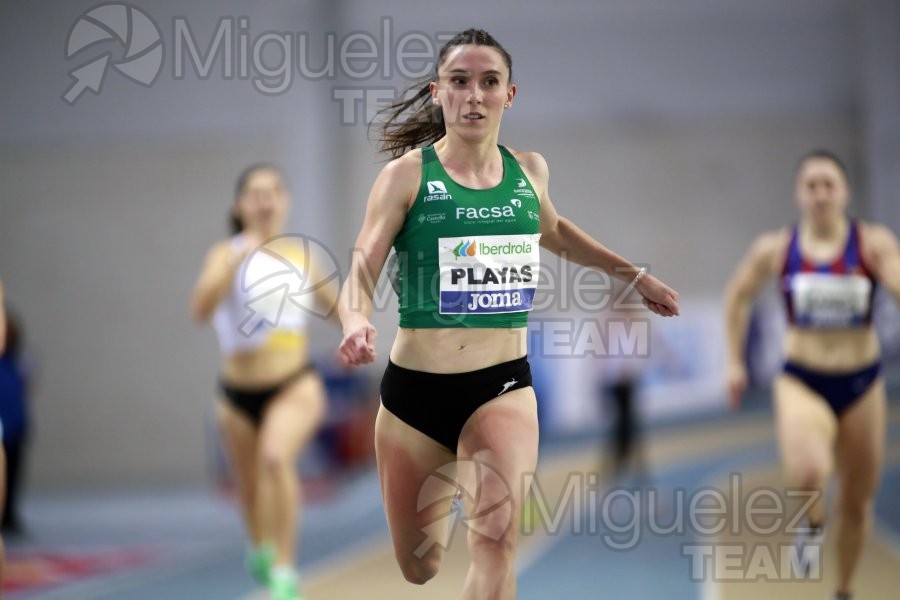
[629,267,647,289]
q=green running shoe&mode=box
[269,567,304,600]
[244,543,275,585]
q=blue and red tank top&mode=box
[781,220,876,329]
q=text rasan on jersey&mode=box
[424,180,452,202]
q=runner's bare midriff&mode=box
[222,337,309,387]
[391,327,527,373]
[783,327,879,372]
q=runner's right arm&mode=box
[338,155,418,366]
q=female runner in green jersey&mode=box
[338,29,680,599]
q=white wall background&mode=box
[0,0,895,488]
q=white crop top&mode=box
[212,235,311,355]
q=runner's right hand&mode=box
[339,320,378,366]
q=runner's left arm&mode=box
[866,223,900,304]
[518,151,679,317]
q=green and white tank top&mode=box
[392,144,541,328]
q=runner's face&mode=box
[795,159,848,222]
[236,169,288,233]
[432,45,515,140]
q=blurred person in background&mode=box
[0,278,6,587]
[0,306,31,537]
[0,279,4,352]
[724,150,900,600]
[190,164,339,600]
[596,305,649,484]
[598,352,647,483]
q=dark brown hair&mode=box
[795,149,849,182]
[371,28,513,158]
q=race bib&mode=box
[438,234,541,314]
[791,272,872,327]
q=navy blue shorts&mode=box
[782,361,881,416]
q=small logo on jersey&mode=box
[453,240,478,259]
[497,379,518,396]
[510,198,521,208]
[424,180,452,202]
[421,212,446,225]
[513,178,535,197]
[527,209,540,222]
